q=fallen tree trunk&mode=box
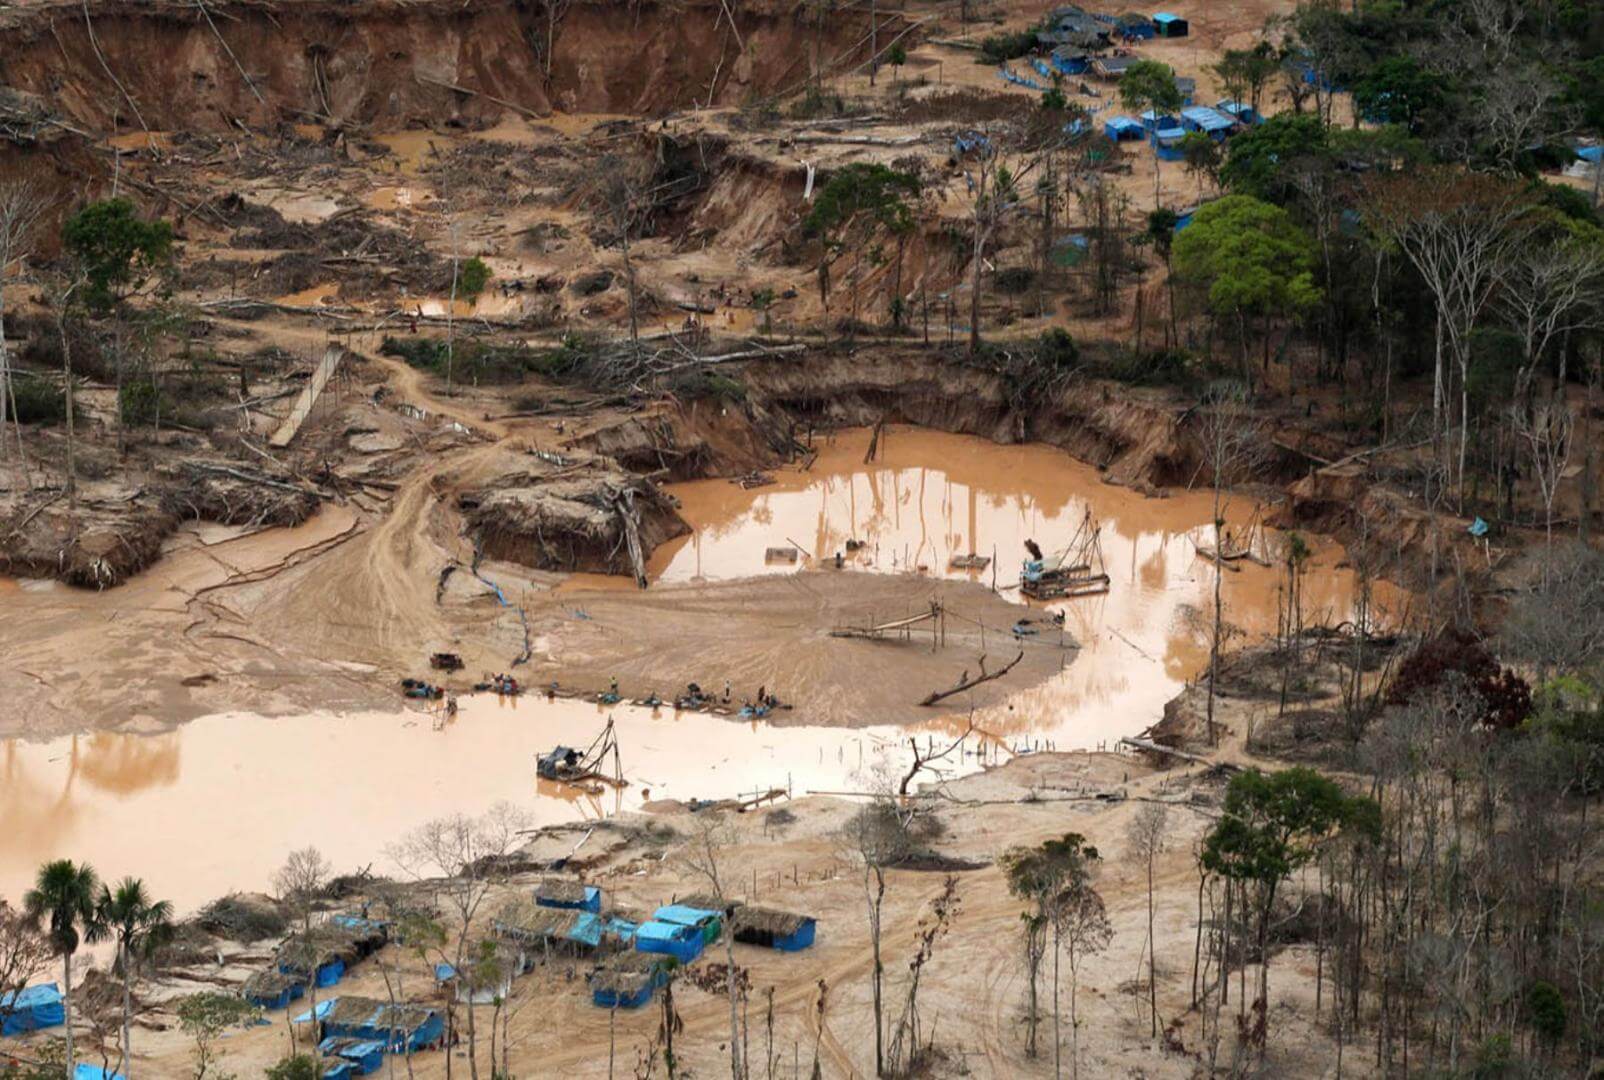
[919,650,1023,706]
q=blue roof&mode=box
[636,920,699,943]
[293,998,336,1023]
[1153,12,1183,21]
[434,963,457,982]
[0,983,61,1009]
[1182,106,1234,132]
[1105,116,1142,131]
[654,904,721,926]
[320,1037,387,1058]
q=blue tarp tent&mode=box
[0,983,64,1035]
[1140,110,1178,132]
[1181,106,1234,139]
[300,997,445,1054]
[593,980,653,1009]
[244,972,305,1010]
[1152,11,1188,36]
[635,921,704,964]
[654,904,723,944]
[320,1037,386,1075]
[774,920,817,951]
[604,916,640,943]
[535,881,602,913]
[1104,116,1143,142]
[1578,146,1604,163]
[1217,99,1259,125]
[1152,126,1187,160]
[73,1066,127,1080]
[1051,47,1089,75]
[323,1064,355,1080]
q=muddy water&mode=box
[0,427,1394,913]
[0,697,924,912]
[646,427,1399,743]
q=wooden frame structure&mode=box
[1021,511,1111,600]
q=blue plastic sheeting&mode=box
[1469,517,1490,537]
[1051,49,1089,75]
[0,983,64,1035]
[73,1066,127,1080]
[537,885,602,913]
[1140,110,1178,131]
[296,998,444,1054]
[1578,146,1604,163]
[774,920,818,952]
[1104,116,1143,142]
[1217,100,1259,124]
[654,904,724,943]
[434,962,457,982]
[320,1037,387,1075]
[605,916,640,942]
[316,959,346,988]
[635,921,704,964]
[593,982,654,1009]
[999,67,1045,90]
[1033,58,1055,80]
[1181,106,1235,139]
[954,131,992,155]
[323,1064,355,1080]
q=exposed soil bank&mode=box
[0,0,888,132]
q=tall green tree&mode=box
[1172,194,1320,376]
[60,199,173,450]
[1201,768,1378,1050]
[23,860,104,1074]
[97,878,174,1078]
[60,199,172,314]
[1219,113,1330,204]
[804,164,920,322]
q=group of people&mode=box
[490,673,520,695]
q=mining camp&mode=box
[0,0,1601,1076]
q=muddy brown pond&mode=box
[1,429,1398,911]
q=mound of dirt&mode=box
[464,458,687,576]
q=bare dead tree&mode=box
[1125,802,1168,1038]
[1515,399,1573,561]
[836,799,917,1077]
[1366,170,1532,505]
[681,813,745,1080]
[1193,381,1264,744]
[274,846,331,1054]
[591,154,653,347]
[389,802,532,1080]
[0,180,46,486]
[0,900,51,1036]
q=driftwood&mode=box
[1119,737,1240,772]
[919,650,1023,706]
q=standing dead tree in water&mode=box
[389,802,532,1080]
[0,180,46,485]
[1192,382,1264,745]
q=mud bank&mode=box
[0,0,891,132]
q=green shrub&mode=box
[266,1054,320,1080]
[8,378,65,423]
[668,371,746,402]
[458,256,492,300]
[119,378,167,426]
[979,30,1037,64]
[1107,348,1191,386]
[380,336,451,371]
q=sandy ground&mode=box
[12,690,1365,1079]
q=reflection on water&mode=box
[0,428,1398,912]
[647,428,1399,746]
[0,697,924,912]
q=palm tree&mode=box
[98,879,173,1078]
[23,859,104,1073]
